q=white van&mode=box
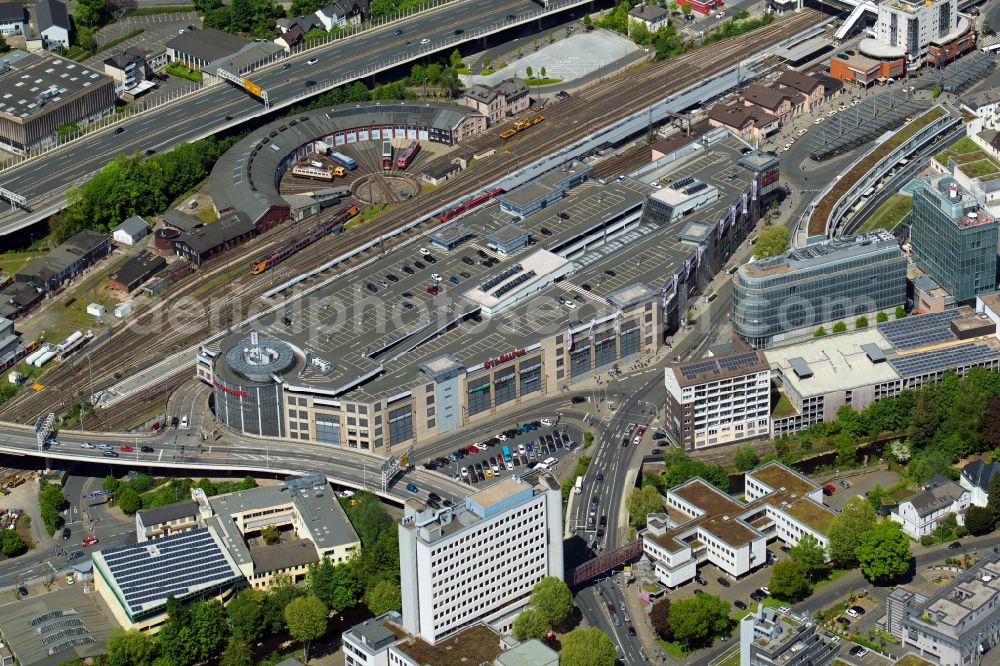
[542,457,558,469]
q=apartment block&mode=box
[641,462,835,588]
[739,605,839,666]
[664,349,771,449]
[896,550,1000,663]
[399,473,563,644]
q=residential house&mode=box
[104,47,166,93]
[275,24,305,51]
[707,103,780,141]
[775,70,825,115]
[315,1,366,30]
[33,0,70,49]
[628,4,669,35]
[891,474,971,538]
[461,78,529,125]
[960,459,1000,507]
[276,15,320,35]
[0,2,25,36]
[741,83,794,124]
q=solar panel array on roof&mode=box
[684,182,708,195]
[101,527,238,613]
[717,351,761,372]
[877,310,960,350]
[679,359,716,381]
[888,343,1000,377]
[670,175,695,190]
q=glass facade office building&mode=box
[732,232,907,348]
[911,176,997,304]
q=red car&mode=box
[823,484,836,496]
[426,285,439,295]
[120,445,134,453]
[150,421,161,431]
[81,535,98,546]
[464,445,478,454]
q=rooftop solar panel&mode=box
[99,527,240,614]
[888,343,1000,377]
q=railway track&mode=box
[0,10,823,425]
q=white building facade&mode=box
[641,462,834,589]
[891,476,971,538]
[664,350,772,450]
[398,475,563,645]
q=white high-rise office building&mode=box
[398,473,564,644]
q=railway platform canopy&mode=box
[915,51,998,94]
[808,91,927,161]
[208,102,488,225]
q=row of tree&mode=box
[50,135,238,243]
[512,577,575,641]
[38,480,66,536]
[768,498,912,604]
[102,474,259,515]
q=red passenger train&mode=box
[251,205,360,275]
[439,187,505,222]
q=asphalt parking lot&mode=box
[822,468,904,512]
[420,422,583,487]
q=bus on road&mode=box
[574,476,583,494]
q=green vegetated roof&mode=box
[809,107,946,237]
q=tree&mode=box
[284,595,328,662]
[682,3,693,14]
[814,326,827,337]
[856,315,869,329]
[932,83,941,98]
[261,525,280,545]
[513,607,549,641]
[540,66,547,77]
[832,321,848,333]
[626,485,663,527]
[752,225,789,259]
[981,398,1000,451]
[227,588,265,643]
[827,496,876,567]
[965,505,995,535]
[989,471,1000,523]
[561,627,617,666]
[856,521,911,583]
[895,305,907,319]
[1,530,27,557]
[769,560,812,601]
[984,19,992,34]
[788,533,826,580]
[365,579,402,615]
[190,599,229,663]
[733,446,759,472]
[866,484,888,512]
[668,594,731,649]
[262,573,305,634]
[219,636,252,666]
[877,311,889,323]
[531,577,574,627]
[650,598,672,640]
[105,628,159,666]
[38,481,65,535]
[117,487,142,515]
[0,33,9,53]
[583,14,593,27]
[449,49,463,68]
[482,54,491,68]
[526,65,533,78]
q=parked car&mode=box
[734,600,747,610]
[717,577,731,588]
[948,541,962,549]
[62,527,71,540]
[822,484,836,495]
[849,646,869,657]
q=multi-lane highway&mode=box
[0,0,594,235]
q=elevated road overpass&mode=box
[0,0,595,236]
[0,420,468,506]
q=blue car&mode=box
[449,275,460,285]
[406,482,418,493]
